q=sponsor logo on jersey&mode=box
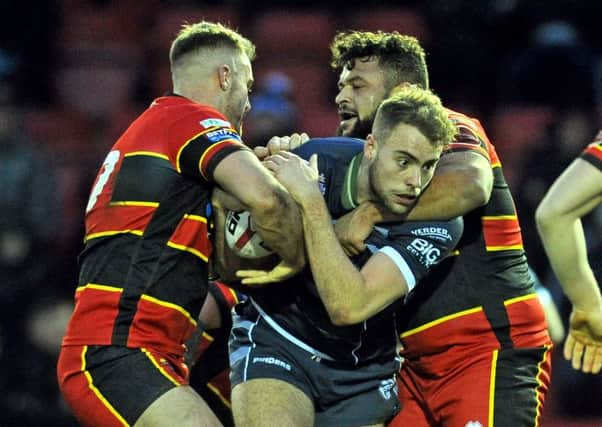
[464,421,483,427]
[252,356,292,371]
[411,226,452,241]
[407,238,442,267]
[200,118,231,128]
[378,378,397,400]
[205,128,240,143]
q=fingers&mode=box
[254,146,269,159]
[564,330,602,374]
[592,347,602,374]
[236,269,274,287]
[564,331,585,371]
[582,344,596,374]
[309,154,318,172]
[257,133,311,158]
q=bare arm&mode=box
[334,150,491,254]
[249,152,462,326]
[242,152,408,324]
[210,187,278,283]
[300,188,410,325]
[407,150,492,220]
[536,157,602,374]
[212,149,305,272]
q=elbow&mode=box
[328,305,365,326]
[466,183,491,208]
[534,203,556,232]
[248,189,287,218]
[465,167,492,208]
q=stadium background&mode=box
[0,0,601,425]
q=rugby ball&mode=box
[225,210,274,259]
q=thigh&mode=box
[314,363,400,427]
[135,385,222,427]
[58,345,188,426]
[232,378,314,427]
[388,367,433,427]
[438,346,552,427]
[230,303,400,427]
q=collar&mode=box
[341,152,363,210]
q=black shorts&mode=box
[229,300,402,427]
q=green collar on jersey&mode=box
[341,153,362,210]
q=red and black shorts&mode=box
[57,345,188,427]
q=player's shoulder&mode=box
[580,130,602,170]
[293,137,364,162]
[445,107,491,146]
[154,96,233,129]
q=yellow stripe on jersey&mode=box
[197,138,241,181]
[175,127,219,173]
[109,201,160,207]
[139,294,197,327]
[166,241,209,261]
[124,151,169,160]
[400,306,484,338]
[85,229,144,242]
[504,293,538,306]
[485,244,524,251]
[183,214,207,223]
[202,331,215,343]
[76,283,123,293]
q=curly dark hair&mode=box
[330,30,429,89]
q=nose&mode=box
[406,167,422,191]
[335,86,350,107]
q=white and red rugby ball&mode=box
[225,210,274,259]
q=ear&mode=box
[391,81,411,94]
[365,134,377,160]
[218,64,231,91]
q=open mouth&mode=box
[395,194,417,206]
[338,110,357,123]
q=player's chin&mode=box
[337,120,356,136]
[385,200,412,216]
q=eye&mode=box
[422,163,436,172]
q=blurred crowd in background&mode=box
[0,0,601,425]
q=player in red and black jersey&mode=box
[537,130,602,375]
[57,21,304,427]
[327,31,552,427]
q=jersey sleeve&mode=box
[580,130,602,170]
[293,137,364,163]
[366,218,463,292]
[444,110,492,163]
[168,108,249,182]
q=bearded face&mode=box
[335,58,389,140]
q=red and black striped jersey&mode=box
[397,109,549,353]
[580,130,602,170]
[62,95,247,357]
